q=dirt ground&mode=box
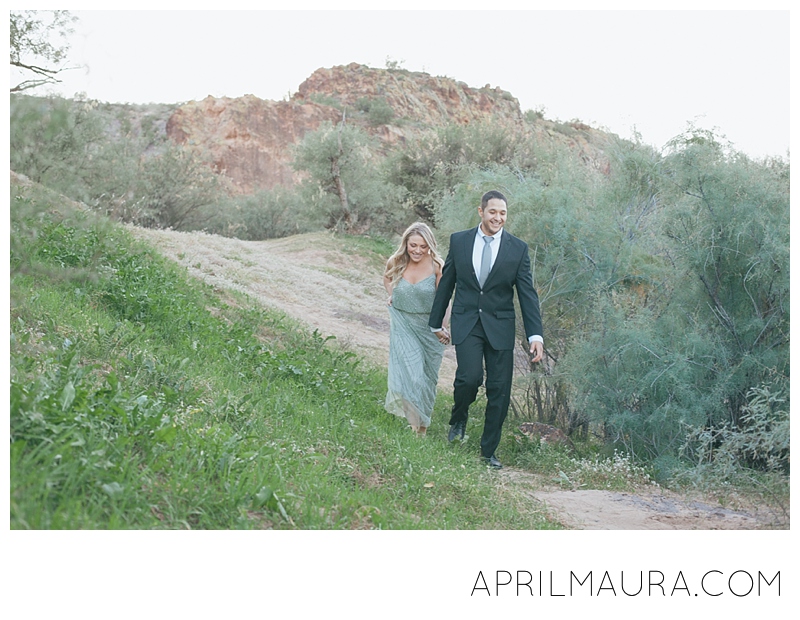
[499,469,785,530]
[130,227,459,389]
[129,227,787,530]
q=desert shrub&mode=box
[560,132,788,462]
[85,142,225,231]
[680,382,789,475]
[659,130,789,424]
[308,93,343,109]
[10,94,106,202]
[366,98,394,126]
[292,121,411,235]
[203,189,322,240]
[10,94,227,231]
[523,108,545,123]
[354,96,395,126]
[386,120,525,221]
[355,97,372,113]
[129,145,224,230]
[673,381,789,519]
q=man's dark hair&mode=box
[481,190,507,209]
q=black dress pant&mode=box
[449,318,514,458]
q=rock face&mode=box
[166,95,342,192]
[166,62,611,193]
[295,62,523,127]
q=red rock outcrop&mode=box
[166,63,611,193]
[295,62,523,127]
[166,95,341,192]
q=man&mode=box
[429,190,543,469]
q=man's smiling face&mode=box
[478,197,507,236]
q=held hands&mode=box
[529,340,544,364]
[435,328,451,345]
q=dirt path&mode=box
[130,227,459,389]
[129,227,786,530]
[499,469,782,530]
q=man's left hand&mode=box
[529,340,543,364]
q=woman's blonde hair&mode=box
[384,222,444,286]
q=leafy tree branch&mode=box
[10,10,77,93]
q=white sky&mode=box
[26,8,792,160]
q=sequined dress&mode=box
[385,274,445,429]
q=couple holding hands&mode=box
[383,190,543,469]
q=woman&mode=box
[384,223,451,436]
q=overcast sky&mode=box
[30,9,791,160]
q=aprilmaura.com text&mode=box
[472,570,780,598]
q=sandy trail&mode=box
[130,227,458,389]
[501,470,780,530]
[129,226,787,530]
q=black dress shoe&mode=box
[482,455,503,469]
[448,421,466,442]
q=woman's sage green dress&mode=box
[385,274,445,429]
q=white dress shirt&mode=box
[473,226,502,280]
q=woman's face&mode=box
[406,234,429,263]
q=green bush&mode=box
[10,94,226,232]
[202,189,322,240]
[10,94,105,202]
[355,97,372,113]
[366,98,394,126]
[386,120,525,222]
[681,382,789,475]
[292,121,411,235]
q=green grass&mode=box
[9,179,558,530]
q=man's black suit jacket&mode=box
[429,227,542,351]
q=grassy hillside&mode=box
[10,176,563,530]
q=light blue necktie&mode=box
[479,235,493,288]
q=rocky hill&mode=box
[166,63,612,194]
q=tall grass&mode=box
[9,180,557,530]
